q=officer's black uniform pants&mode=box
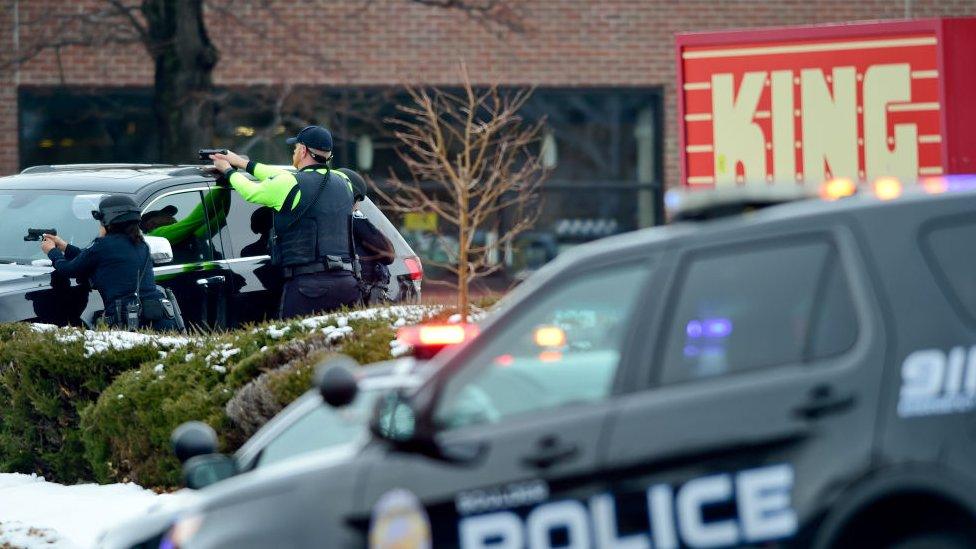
[279,271,360,319]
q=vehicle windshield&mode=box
[251,383,392,470]
[0,190,105,265]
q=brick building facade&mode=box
[1,0,975,209]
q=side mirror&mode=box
[370,389,417,443]
[145,235,173,265]
[172,421,218,464]
[183,453,239,489]
[315,355,359,408]
[368,389,483,464]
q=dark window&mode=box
[142,191,217,264]
[211,188,268,258]
[923,219,976,323]
[434,261,650,430]
[660,239,857,385]
[19,88,158,169]
[808,254,859,359]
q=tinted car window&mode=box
[660,239,857,385]
[434,261,650,430]
[211,187,269,259]
[923,219,976,323]
[0,190,103,264]
[807,252,859,359]
[142,190,217,264]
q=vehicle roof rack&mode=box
[666,184,814,222]
[20,164,210,177]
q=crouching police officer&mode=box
[210,125,360,318]
[40,195,184,331]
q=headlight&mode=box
[160,513,204,549]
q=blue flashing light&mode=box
[686,317,732,339]
[705,317,733,337]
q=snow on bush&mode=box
[79,304,445,487]
[31,323,192,358]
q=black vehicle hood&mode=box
[0,264,53,292]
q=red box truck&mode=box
[676,18,976,188]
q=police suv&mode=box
[162,176,976,548]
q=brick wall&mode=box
[1,0,975,179]
[0,0,18,174]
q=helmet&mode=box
[338,168,367,202]
[92,195,141,226]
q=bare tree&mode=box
[375,63,547,318]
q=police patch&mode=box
[369,489,432,549]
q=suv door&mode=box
[601,225,885,548]
[205,186,281,324]
[355,258,654,548]
[141,186,233,329]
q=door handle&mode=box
[196,275,226,287]
[793,385,856,420]
[522,437,579,469]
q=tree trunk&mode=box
[142,0,218,163]
[457,193,470,321]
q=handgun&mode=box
[198,148,229,161]
[24,228,57,242]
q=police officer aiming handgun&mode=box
[209,126,360,318]
[40,195,183,331]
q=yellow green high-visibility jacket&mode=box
[226,161,353,212]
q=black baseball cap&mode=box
[286,125,333,151]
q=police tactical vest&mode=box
[271,169,354,267]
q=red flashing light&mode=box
[396,323,478,359]
[404,257,424,281]
[417,325,468,346]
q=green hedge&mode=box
[0,305,441,488]
[80,307,430,487]
[0,323,189,483]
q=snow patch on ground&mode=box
[0,473,165,549]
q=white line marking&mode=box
[684,82,711,91]
[686,145,714,153]
[687,176,715,184]
[911,70,939,79]
[918,134,942,144]
[685,113,712,122]
[682,36,937,59]
[754,111,771,119]
[919,166,944,175]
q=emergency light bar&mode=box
[396,323,479,359]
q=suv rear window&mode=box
[922,219,976,323]
[659,238,858,384]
